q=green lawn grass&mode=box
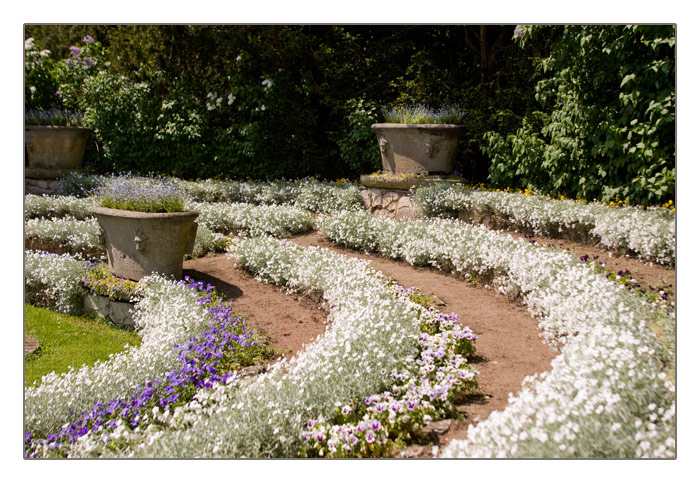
[24,304,142,387]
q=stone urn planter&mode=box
[91,206,198,281]
[371,123,466,175]
[25,125,91,170]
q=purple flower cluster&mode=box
[96,175,185,213]
[25,277,257,458]
[580,254,672,304]
[382,104,465,124]
[300,300,478,458]
[65,43,95,67]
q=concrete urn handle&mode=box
[423,138,436,158]
[134,229,147,253]
[379,137,389,154]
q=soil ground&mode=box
[183,227,676,457]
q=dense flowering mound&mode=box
[185,200,313,238]
[413,184,675,265]
[320,210,675,458]
[24,194,95,220]
[175,177,363,213]
[25,216,105,262]
[24,276,272,458]
[24,273,216,440]
[25,250,89,314]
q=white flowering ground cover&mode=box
[413,184,676,265]
[24,194,95,221]
[185,200,313,238]
[25,216,105,261]
[23,179,676,458]
[25,250,90,314]
[24,239,479,458]
[24,194,315,260]
[93,238,476,457]
[176,178,363,213]
[25,268,215,440]
[321,210,675,458]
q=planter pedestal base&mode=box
[84,294,136,328]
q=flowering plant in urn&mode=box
[91,176,198,281]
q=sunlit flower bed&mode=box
[185,200,313,238]
[176,177,363,213]
[25,216,105,261]
[24,194,314,260]
[24,240,479,458]
[24,269,217,440]
[24,194,95,221]
[25,250,91,314]
[321,210,675,458]
[413,184,676,265]
[25,274,274,458]
[110,238,478,458]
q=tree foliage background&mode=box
[24,24,675,204]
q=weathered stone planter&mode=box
[371,123,466,175]
[25,126,91,170]
[91,206,198,281]
[83,294,135,328]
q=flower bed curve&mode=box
[320,210,675,458]
[413,183,675,265]
[90,238,478,458]
[24,240,479,458]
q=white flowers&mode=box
[185,200,313,238]
[24,194,95,220]
[175,178,363,214]
[205,92,225,111]
[320,210,675,458]
[25,216,104,261]
[112,238,430,457]
[25,250,88,314]
[413,184,675,265]
[25,274,215,440]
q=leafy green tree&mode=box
[484,25,675,204]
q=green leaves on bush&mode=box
[483,25,675,205]
[336,98,382,175]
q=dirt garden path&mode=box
[183,228,676,457]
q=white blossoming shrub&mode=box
[186,200,313,238]
[320,210,675,458]
[25,274,214,439]
[177,178,363,213]
[24,194,96,220]
[25,216,105,261]
[108,238,432,457]
[25,250,88,314]
[292,181,364,213]
[413,184,675,265]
